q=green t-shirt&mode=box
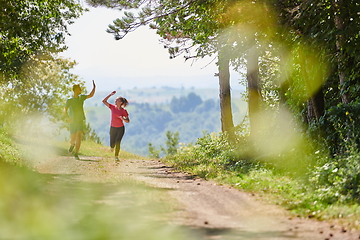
[65,95,87,122]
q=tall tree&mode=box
[0,56,84,129]
[287,0,360,106]
[218,45,234,137]
[221,0,279,139]
[0,0,84,79]
[88,0,360,156]
[0,0,85,133]
[275,0,360,154]
[87,0,238,137]
[246,45,261,138]
[332,0,349,104]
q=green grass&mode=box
[54,140,145,160]
[162,136,360,230]
[0,131,193,240]
[0,128,23,165]
[3,127,360,236]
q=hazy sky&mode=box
[60,5,245,92]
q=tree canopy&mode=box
[88,0,360,157]
[0,0,85,134]
[0,0,84,79]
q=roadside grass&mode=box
[53,140,145,160]
[0,130,192,240]
[0,127,23,165]
[163,133,360,230]
[3,126,360,235]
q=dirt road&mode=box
[33,154,360,240]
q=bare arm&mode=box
[86,80,96,99]
[64,106,72,123]
[122,116,130,123]
[64,106,69,117]
[102,91,116,107]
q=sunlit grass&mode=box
[163,132,360,230]
[0,131,192,240]
[0,165,187,239]
[0,128,23,165]
[54,140,146,160]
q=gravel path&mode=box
[33,154,360,240]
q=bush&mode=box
[318,102,360,155]
[309,152,360,203]
[147,131,179,158]
[0,127,23,166]
[164,130,259,179]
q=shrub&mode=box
[147,131,179,158]
[309,152,360,203]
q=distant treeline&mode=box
[85,91,246,156]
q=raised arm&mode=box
[86,80,96,99]
[102,91,116,107]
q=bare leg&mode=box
[114,142,120,161]
[115,142,120,157]
[70,133,76,146]
[74,131,82,154]
[68,133,76,153]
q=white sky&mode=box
[60,5,245,92]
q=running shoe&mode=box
[74,153,80,160]
[114,156,119,161]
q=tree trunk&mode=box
[299,51,325,122]
[247,46,261,139]
[333,0,349,104]
[279,49,291,107]
[218,48,234,140]
[306,87,325,123]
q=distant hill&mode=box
[84,87,247,157]
[85,86,243,106]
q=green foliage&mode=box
[0,57,84,135]
[132,104,219,155]
[164,131,248,179]
[282,0,360,155]
[148,130,179,158]
[170,92,203,113]
[85,90,239,156]
[0,0,85,137]
[309,153,360,203]
[0,0,84,78]
[82,123,102,144]
[0,135,190,240]
[0,127,23,166]
[163,128,360,222]
[90,0,360,160]
[88,0,223,58]
[148,143,161,159]
[316,102,360,155]
[161,130,180,155]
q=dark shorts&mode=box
[69,120,85,134]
